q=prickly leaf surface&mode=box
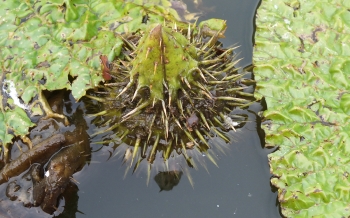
[254,0,350,217]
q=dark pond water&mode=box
[0,0,281,217]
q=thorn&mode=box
[90,122,120,137]
[197,68,207,83]
[132,86,140,101]
[147,114,156,143]
[141,141,147,158]
[213,116,225,128]
[161,100,167,119]
[168,95,171,107]
[164,140,173,161]
[132,158,143,174]
[201,68,217,80]
[147,131,152,144]
[86,110,107,119]
[147,134,160,164]
[195,129,209,146]
[177,99,184,117]
[146,47,151,59]
[193,81,212,99]
[183,129,199,146]
[199,112,210,130]
[159,35,163,50]
[183,77,191,89]
[215,96,250,103]
[163,79,168,90]
[181,88,194,106]
[174,118,183,129]
[120,129,130,140]
[161,110,165,125]
[201,90,213,100]
[117,81,133,98]
[217,47,235,59]
[165,118,169,139]
[85,94,106,102]
[131,137,141,166]
[211,127,230,142]
[154,61,158,74]
[70,177,80,184]
[175,134,178,146]
[223,70,245,82]
[122,100,150,120]
[206,80,229,85]
[118,34,137,50]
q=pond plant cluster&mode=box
[0,0,255,216]
[89,19,254,184]
[254,0,350,217]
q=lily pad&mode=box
[0,0,188,147]
[254,0,350,217]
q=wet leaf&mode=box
[254,0,350,217]
[0,0,186,147]
[0,107,35,146]
[199,18,227,38]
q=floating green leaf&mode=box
[0,107,35,147]
[254,0,350,217]
[0,0,186,147]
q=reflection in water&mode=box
[55,182,82,218]
[1,168,81,218]
[154,171,183,192]
[5,164,37,207]
[0,91,90,217]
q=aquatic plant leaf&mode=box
[198,18,227,38]
[0,107,35,146]
[125,0,198,22]
[254,0,350,217]
[0,0,185,147]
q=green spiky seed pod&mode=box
[126,24,199,103]
[91,19,253,185]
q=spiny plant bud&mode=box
[91,19,254,185]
